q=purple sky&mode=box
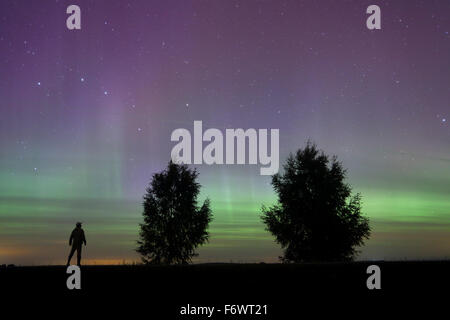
[0,0,449,264]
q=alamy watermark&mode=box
[170,121,279,175]
[65,4,380,31]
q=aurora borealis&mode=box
[1,0,449,265]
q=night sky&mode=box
[1,0,449,265]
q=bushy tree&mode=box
[261,142,370,262]
[137,161,212,264]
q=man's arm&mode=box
[69,230,73,246]
[82,230,87,245]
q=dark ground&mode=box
[0,261,447,316]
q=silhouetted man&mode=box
[67,222,87,266]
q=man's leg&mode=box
[77,245,82,266]
[67,246,76,266]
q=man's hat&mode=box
[76,222,82,227]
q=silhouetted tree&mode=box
[137,161,212,264]
[261,142,370,262]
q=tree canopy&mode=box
[137,161,212,264]
[261,142,370,262]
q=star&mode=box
[80,77,85,82]
[37,82,41,86]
